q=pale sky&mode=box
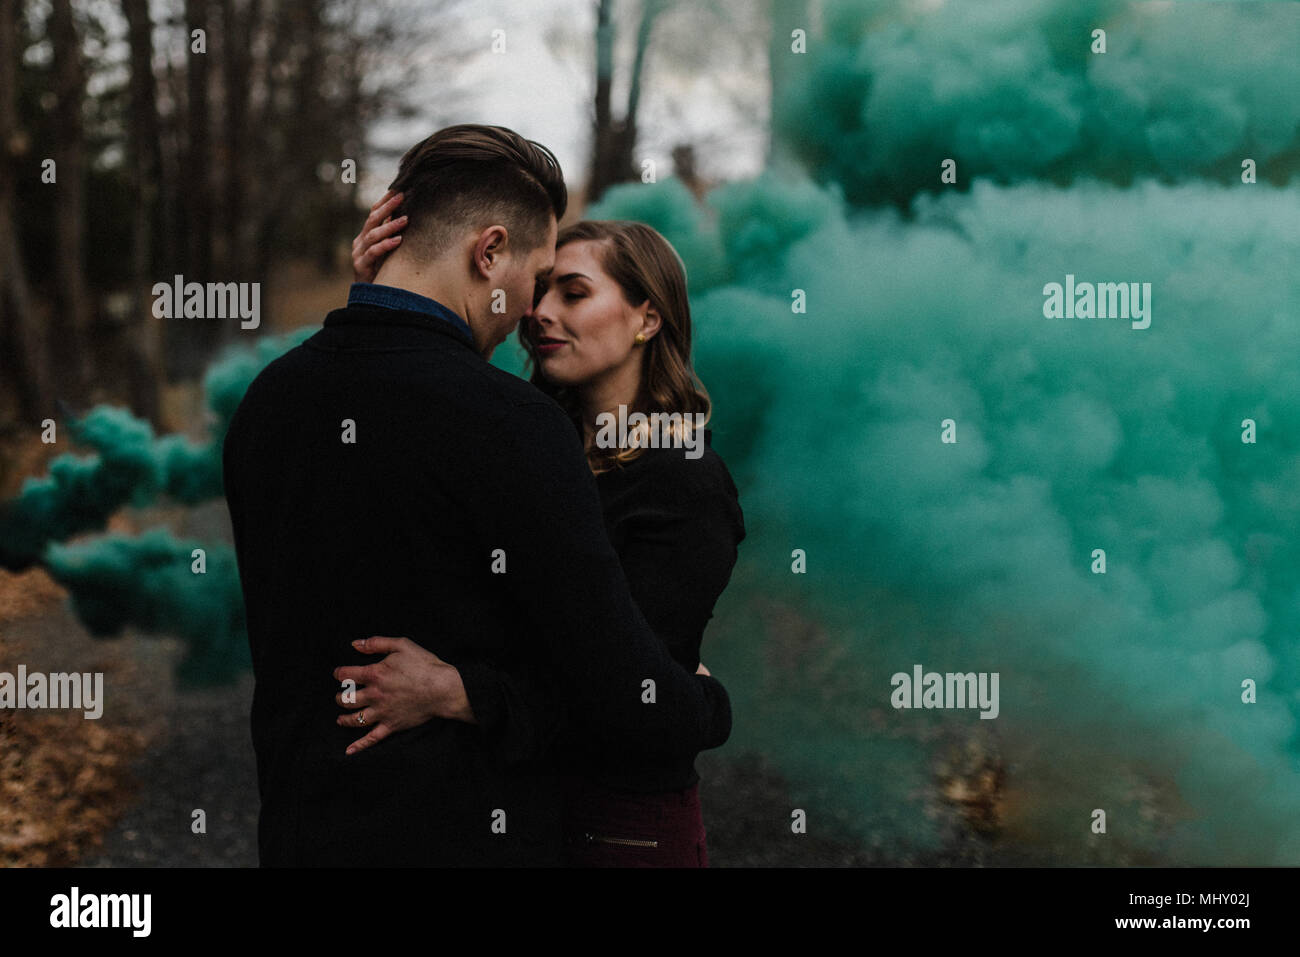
[368,0,768,204]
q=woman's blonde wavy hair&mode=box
[520,220,711,473]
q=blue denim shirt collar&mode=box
[347,282,475,347]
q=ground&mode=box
[2,553,998,867]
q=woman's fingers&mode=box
[334,663,378,686]
[364,214,407,244]
[356,237,399,275]
[363,194,403,239]
[335,694,386,757]
[352,193,405,281]
[353,234,400,282]
[332,637,410,707]
[344,721,392,756]
[355,232,402,275]
[362,191,403,231]
[352,635,406,655]
[334,685,373,708]
[358,218,405,262]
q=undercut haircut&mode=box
[387,124,568,260]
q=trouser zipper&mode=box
[584,832,658,848]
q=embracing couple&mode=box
[222,124,745,867]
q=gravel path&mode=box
[79,669,260,868]
[73,662,865,868]
[72,658,993,868]
[48,504,984,868]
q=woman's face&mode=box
[526,239,655,389]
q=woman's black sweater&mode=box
[561,429,746,792]
[457,427,746,794]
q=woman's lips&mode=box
[535,338,567,356]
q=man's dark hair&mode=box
[387,124,567,259]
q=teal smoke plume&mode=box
[571,166,1300,864]
[777,0,1300,207]
[568,0,1300,866]
[43,530,247,685]
[0,332,311,684]
[0,330,313,568]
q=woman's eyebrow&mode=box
[554,272,591,283]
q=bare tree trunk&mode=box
[47,0,92,405]
[185,0,213,280]
[587,0,664,204]
[239,0,299,327]
[165,0,224,380]
[218,0,257,280]
[623,0,662,146]
[0,0,51,422]
[587,0,620,203]
[121,0,165,423]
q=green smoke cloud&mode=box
[578,162,1300,865]
[0,331,312,685]
[43,529,247,685]
[0,330,314,568]
[778,0,1300,207]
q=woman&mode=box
[339,194,744,866]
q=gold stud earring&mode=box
[634,333,646,345]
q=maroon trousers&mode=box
[562,777,709,868]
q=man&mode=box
[222,124,731,866]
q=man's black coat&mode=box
[222,303,731,866]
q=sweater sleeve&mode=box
[454,464,741,766]
[609,463,744,672]
[456,657,567,767]
[466,398,732,755]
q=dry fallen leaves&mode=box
[0,568,153,867]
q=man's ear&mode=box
[472,225,508,279]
